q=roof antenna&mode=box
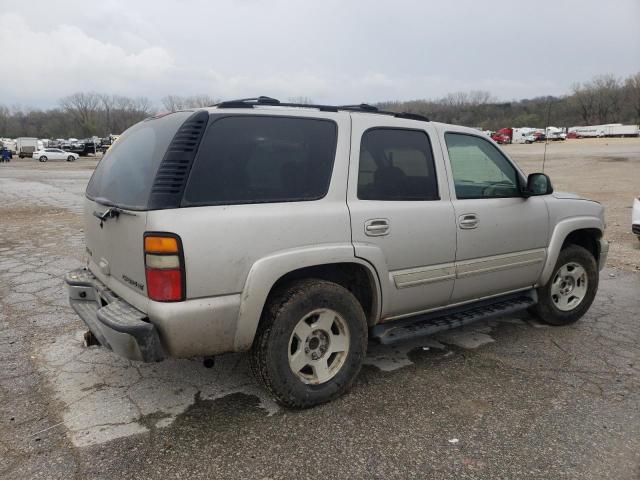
[542,98,552,173]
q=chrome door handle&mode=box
[458,214,479,229]
[365,219,390,236]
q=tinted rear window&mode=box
[86,111,193,209]
[358,128,438,201]
[182,116,337,206]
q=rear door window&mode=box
[357,128,438,201]
[183,116,337,206]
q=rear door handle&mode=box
[365,219,390,236]
[458,213,479,229]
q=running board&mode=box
[371,290,537,345]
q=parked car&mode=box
[65,97,608,408]
[633,197,640,239]
[34,148,79,162]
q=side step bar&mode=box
[371,290,537,345]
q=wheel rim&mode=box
[288,308,350,385]
[550,262,588,312]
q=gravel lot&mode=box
[505,138,640,272]
[0,139,639,479]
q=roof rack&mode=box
[212,96,429,122]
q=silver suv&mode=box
[66,97,608,408]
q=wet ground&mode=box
[1,156,639,479]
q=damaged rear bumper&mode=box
[65,268,166,362]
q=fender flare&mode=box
[233,244,382,351]
[539,216,604,285]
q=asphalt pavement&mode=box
[1,161,638,479]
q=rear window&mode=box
[182,116,337,206]
[86,111,193,209]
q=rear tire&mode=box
[250,279,368,408]
[67,156,75,162]
[531,245,598,325]
[39,156,47,162]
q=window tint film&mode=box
[445,133,521,199]
[86,111,193,209]
[357,128,438,201]
[183,116,337,206]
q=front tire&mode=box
[67,155,75,162]
[250,279,368,408]
[531,245,598,325]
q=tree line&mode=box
[378,73,640,131]
[0,73,638,139]
[0,93,217,139]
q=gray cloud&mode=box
[2,0,639,108]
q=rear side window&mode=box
[86,111,193,209]
[357,128,438,201]
[183,116,337,206]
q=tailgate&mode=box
[84,197,149,312]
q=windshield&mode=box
[86,111,193,210]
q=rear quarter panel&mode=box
[145,112,354,300]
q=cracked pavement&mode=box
[1,160,639,479]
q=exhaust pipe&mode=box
[203,357,215,368]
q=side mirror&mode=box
[523,173,553,197]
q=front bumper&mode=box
[65,268,166,362]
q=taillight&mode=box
[144,233,185,302]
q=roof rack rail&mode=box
[211,96,429,122]
[339,103,378,112]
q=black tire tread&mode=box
[531,244,598,326]
[249,278,366,408]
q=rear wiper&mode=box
[93,207,136,223]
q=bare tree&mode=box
[59,92,102,136]
[591,75,622,123]
[161,95,184,112]
[161,94,216,112]
[444,90,495,107]
[625,73,640,125]
[571,82,596,124]
[184,94,216,108]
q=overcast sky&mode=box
[1,0,639,108]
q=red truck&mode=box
[491,127,512,144]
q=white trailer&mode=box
[16,137,39,158]
[602,124,639,137]
[569,126,604,138]
[569,124,639,138]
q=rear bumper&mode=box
[65,268,166,362]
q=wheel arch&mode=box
[540,217,604,285]
[233,246,382,352]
